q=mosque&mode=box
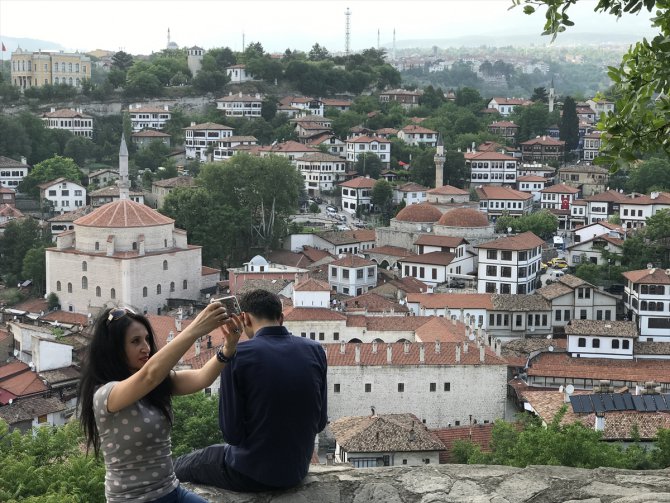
[45,136,218,316]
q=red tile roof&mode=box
[183,122,233,130]
[432,423,496,463]
[330,254,375,267]
[75,200,173,228]
[346,135,391,144]
[406,293,494,310]
[294,278,331,292]
[528,352,670,383]
[468,151,517,161]
[477,231,544,251]
[622,268,670,285]
[395,203,442,223]
[40,311,88,325]
[339,176,376,189]
[540,183,580,194]
[12,298,49,313]
[201,266,220,276]
[368,245,415,257]
[414,234,467,248]
[517,175,546,182]
[344,292,407,313]
[521,137,565,146]
[42,108,92,118]
[324,341,506,366]
[401,251,456,266]
[283,307,347,322]
[582,190,629,203]
[437,208,490,227]
[132,130,171,137]
[400,125,437,135]
[475,186,532,201]
[427,185,469,196]
[414,317,469,342]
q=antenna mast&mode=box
[377,29,380,50]
[345,8,351,55]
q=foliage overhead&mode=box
[514,0,670,162]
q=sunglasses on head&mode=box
[106,307,136,325]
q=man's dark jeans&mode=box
[174,444,283,493]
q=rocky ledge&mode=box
[185,463,670,502]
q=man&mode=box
[174,289,328,492]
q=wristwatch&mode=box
[216,346,236,364]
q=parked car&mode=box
[448,279,466,288]
[326,204,338,213]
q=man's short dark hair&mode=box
[239,289,283,321]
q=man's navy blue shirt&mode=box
[219,326,328,488]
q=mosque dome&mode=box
[395,203,442,223]
[74,199,174,228]
[437,207,489,227]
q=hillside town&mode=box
[1,11,670,483]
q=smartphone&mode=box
[211,295,241,316]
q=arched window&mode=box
[68,77,73,85]
[96,286,101,297]
[132,242,137,250]
[82,276,88,290]
[163,260,168,270]
[110,288,116,299]
[183,280,188,290]
[68,282,72,293]
[170,282,175,292]
[56,281,61,291]
[157,284,161,294]
[143,287,148,297]
[164,239,168,248]
[82,261,87,271]
[95,242,100,251]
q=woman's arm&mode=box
[106,302,228,413]
[171,315,243,396]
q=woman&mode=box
[78,302,242,503]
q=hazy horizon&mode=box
[0,0,659,55]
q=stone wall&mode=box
[185,463,670,502]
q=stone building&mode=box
[45,137,206,316]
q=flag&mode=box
[398,160,408,166]
[1,43,6,52]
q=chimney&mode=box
[239,91,243,97]
[403,341,410,353]
[419,344,425,363]
[463,342,469,354]
[175,317,182,332]
[20,156,27,165]
[190,121,196,127]
[435,340,441,353]
[495,339,501,357]
[167,330,174,343]
[479,345,485,363]
[206,335,212,349]
[455,345,461,363]
[50,107,55,113]
[372,340,378,353]
[164,105,169,111]
[355,345,361,364]
[195,338,201,357]
[387,344,392,363]
[339,341,346,354]
[594,412,605,432]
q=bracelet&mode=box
[216,346,236,364]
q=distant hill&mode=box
[0,36,64,54]
[386,31,645,50]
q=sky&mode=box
[0,0,660,55]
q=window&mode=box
[334,384,340,393]
[309,332,315,340]
[68,282,72,293]
[343,269,349,279]
[612,339,620,349]
[365,383,371,392]
[157,284,161,294]
[82,261,87,271]
[398,383,405,392]
[143,287,148,297]
[592,338,600,348]
[368,267,375,277]
[95,241,100,251]
[333,332,339,341]
[486,265,497,276]
[578,337,586,347]
[111,288,116,299]
[487,250,497,260]
[183,280,188,290]
[357,269,364,279]
[331,267,337,277]
[622,340,630,349]
[170,282,175,292]
[444,382,451,391]
[501,251,512,261]
[485,282,496,293]
[501,267,512,278]
[301,332,306,338]
[597,310,603,320]
[56,281,61,291]
[580,309,587,320]
[81,276,88,289]
[318,332,324,341]
[429,382,436,392]
[163,260,168,270]
[564,309,571,321]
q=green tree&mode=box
[409,148,439,188]
[455,87,483,108]
[495,210,558,239]
[308,43,330,61]
[0,219,49,289]
[371,179,393,220]
[19,155,84,198]
[626,157,670,194]
[64,136,95,166]
[355,152,383,179]
[171,393,223,457]
[47,292,60,310]
[111,50,134,71]
[559,96,579,151]
[22,246,47,295]
[513,102,552,142]
[531,86,549,103]
[516,0,670,162]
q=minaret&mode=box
[377,29,380,50]
[392,28,396,61]
[167,28,171,50]
[118,133,130,200]
[345,8,351,55]
[434,135,445,188]
[548,78,555,113]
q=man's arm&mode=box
[318,346,328,432]
[219,359,246,445]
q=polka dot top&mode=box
[94,382,178,502]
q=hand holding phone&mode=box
[211,295,241,317]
